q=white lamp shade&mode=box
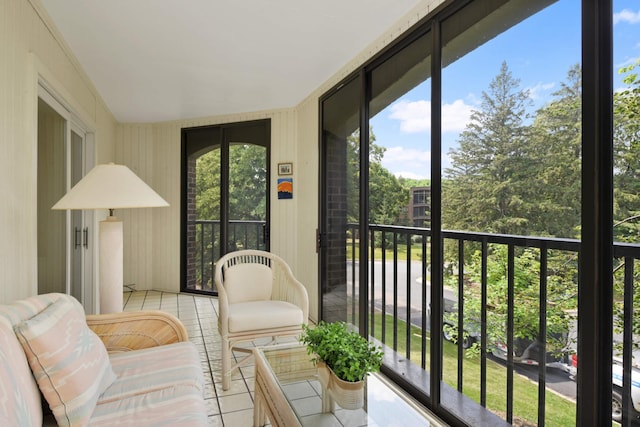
[52,163,169,210]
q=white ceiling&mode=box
[40,0,422,123]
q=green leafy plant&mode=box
[300,321,383,382]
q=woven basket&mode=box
[317,361,365,410]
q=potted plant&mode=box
[299,321,383,410]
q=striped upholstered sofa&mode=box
[0,293,207,426]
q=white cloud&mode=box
[389,99,473,134]
[614,9,640,24]
[526,82,555,100]
[389,100,430,133]
[381,146,430,179]
[442,99,474,132]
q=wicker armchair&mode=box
[215,250,309,390]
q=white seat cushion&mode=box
[227,301,304,333]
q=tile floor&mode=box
[122,290,443,427]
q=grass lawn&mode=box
[370,312,577,426]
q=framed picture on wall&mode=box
[278,162,293,176]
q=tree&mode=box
[442,63,583,357]
[195,144,267,221]
[443,61,536,235]
[345,128,410,225]
[196,149,221,220]
[612,59,640,352]
[614,59,640,242]
[445,245,576,358]
[528,64,582,238]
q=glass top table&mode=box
[253,342,443,427]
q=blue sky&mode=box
[371,0,640,179]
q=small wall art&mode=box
[278,162,293,175]
[277,177,293,199]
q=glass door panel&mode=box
[183,120,270,295]
[228,142,267,251]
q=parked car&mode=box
[570,355,640,423]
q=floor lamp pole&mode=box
[99,215,123,314]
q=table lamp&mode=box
[52,163,169,313]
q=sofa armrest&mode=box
[86,311,189,352]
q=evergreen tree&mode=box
[443,61,535,235]
[529,64,582,238]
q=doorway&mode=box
[37,88,95,312]
[181,119,270,295]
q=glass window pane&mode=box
[368,30,432,372]
[321,75,361,324]
[441,0,580,424]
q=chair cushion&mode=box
[14,297,117,427]
[101,342,204,403]
[90,384,207,426]
[224,263,273,303]
[228,300,304,333]
[89,341,206,426]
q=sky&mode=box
[371,0,640,180]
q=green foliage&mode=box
[529,64,582,238]
[444,245,577,358]
[614,59,640,243]
[443,61,537,236]
[300,321,383,382]
[398,177,431,189]
[195,144,267,221]
[346,128,411,225]
[442,58,640,356]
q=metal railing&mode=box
[345,223,640,426]
[193,219,266,291]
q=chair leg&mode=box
[222,337,231,391]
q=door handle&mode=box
[83,227,89,249]
[74,227,81,249]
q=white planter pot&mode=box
[317,361,365,410]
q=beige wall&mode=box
[0,0,117,305]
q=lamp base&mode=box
[99,216,123,314]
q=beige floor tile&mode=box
[221,408,254,427]
[218,392,254,413]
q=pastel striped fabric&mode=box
[91,342,207,426]
[14,296,117,427]
[0,316,43,426]
[0,293,69,426]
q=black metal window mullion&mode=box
[538,244,548,427]
[481,238,488,408]
[406,233,412,360]
[507,244,515,424]
[393,232,399,351]
[382,232,387,345]
[622,258,634,427]
[429,17,443,408]
[578,0,614,425]
[421,234,428,369]
[457,239,464,392]
[370,229,376,338]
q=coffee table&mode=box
[253,342,441,427]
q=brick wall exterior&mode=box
[322,132,349,322]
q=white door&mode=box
[37,87,96,313]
